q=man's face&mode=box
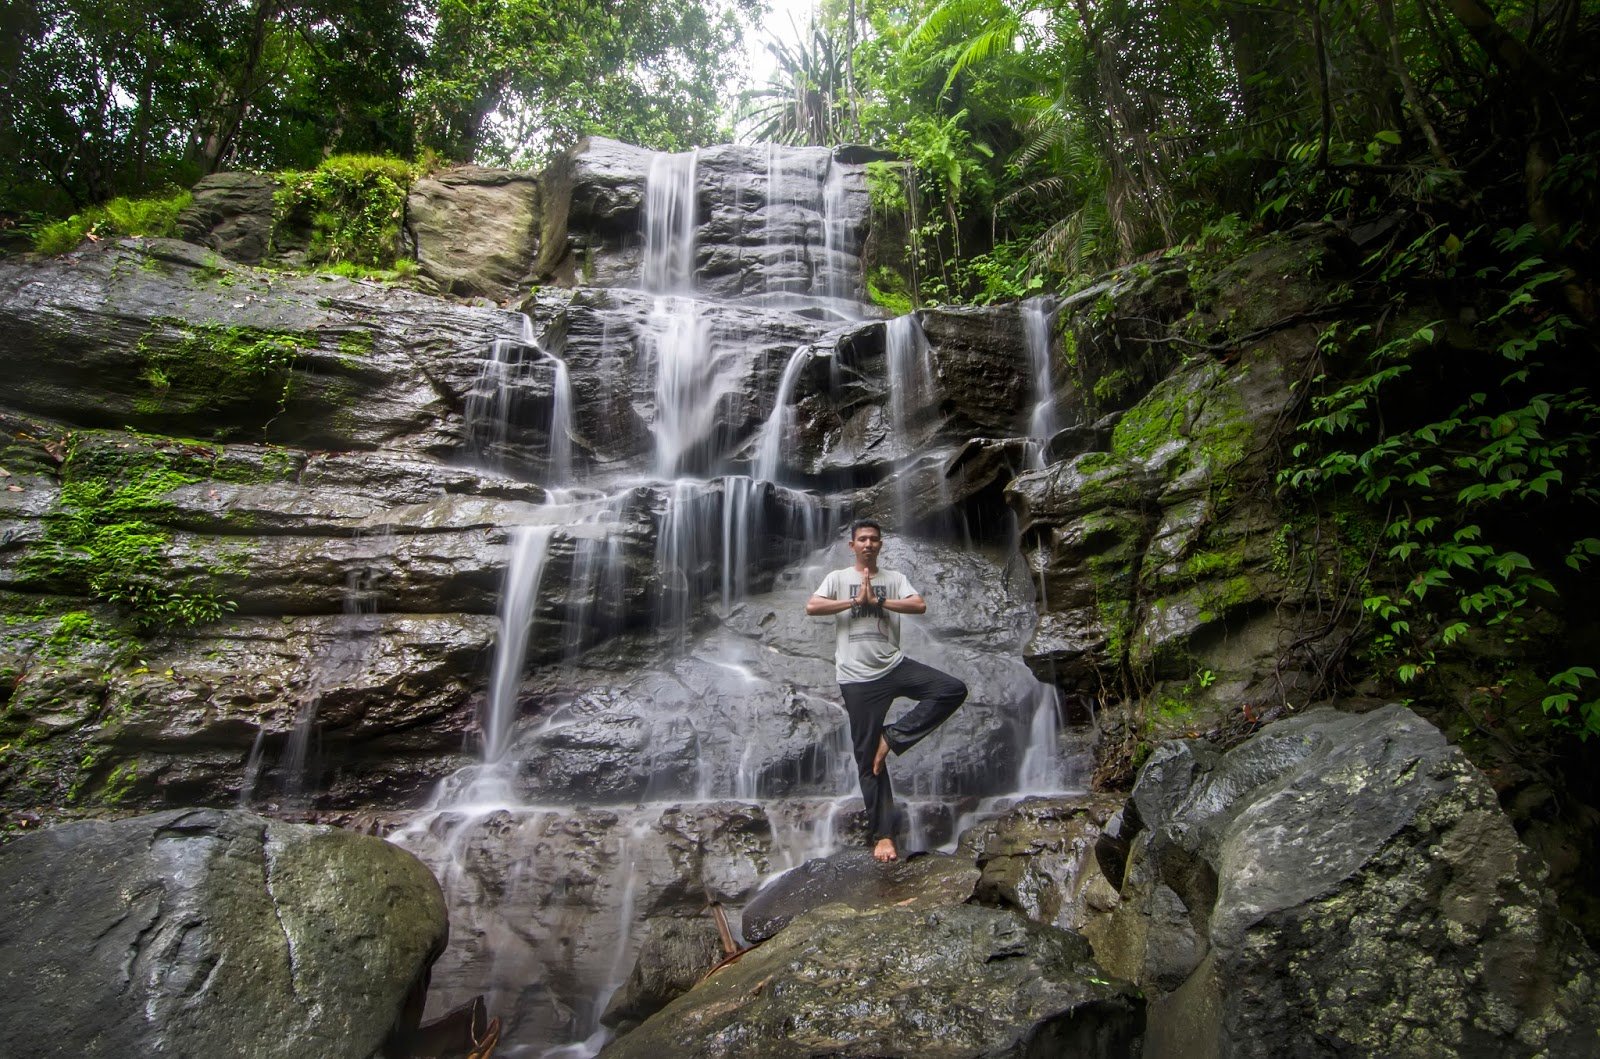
[850,527,883,566]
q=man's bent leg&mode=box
[840,677,900,845]
[881,658,968,756]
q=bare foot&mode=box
[873,837,898,862]
[872,734,891,775]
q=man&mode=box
[806,518,968,862]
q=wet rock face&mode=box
[499,538,1052,809]
[958,794,1127,932]
[600,916,727,1034]
[0,238,520,451]
[393,800,788,1048]
[0,808,447,1059]
[606,901,1145,1058]
[1004,232,1349,726]
[740,847,982,941]
[547,286,855,474]
[1093,705,1600,1058]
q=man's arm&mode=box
[806,594,854,615]
[882,593,926,614]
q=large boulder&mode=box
[1091,705,1600,1057]
[177,171,278,264]
[604,901,1145,1058]
[740,847,982,942]
[958,794,1127,932]
[600,917,727,1035]
[405,166,541,301]
[0,809,448,1058]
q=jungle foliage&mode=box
[0,0,756,225]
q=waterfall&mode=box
[643,151,697,293]
[481,525,556,763]
[466,312,573,478]
[719,475,756,612]
[549,356,574,482]
[1022,296,1059,465]
[821,159,853,308]
[645,296,720,478]
[385,143,1085,1055]
[275,541,386,806]
[1017,683,1065,793]
[884,314,941,528]
[752,344,810,484]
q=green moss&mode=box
[1057,326,1080,372]
[1181,547,1245,582]
[1155,693,1192,719]
[868,267,914,316]
[336,329,375,359]
[1111,380,1187,463]
[1092,369,1131,408]
[1111,365,1253,478]
[1071,452,1147,509]
[100,760,138,805]
[1098,594,1132,663]
[1195,574,1258,624]
[19,435,235,628]
[194,251,236,285]
[134,319,311,423]
[31,190,193,254]
[331,258,419,282]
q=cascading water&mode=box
[466,313,574,477]
[481,526,556,764]
[751,344,811,484]
[1022,296,1060,466]
[255,542,386,808]
[884,313,954,530]
[388,143,1081,1055]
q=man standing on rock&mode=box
[806,518,968,862]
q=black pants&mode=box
[839,657,968,841]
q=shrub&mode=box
[274,154,418,268]
[31,190,194,254]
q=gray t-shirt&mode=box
[813,566,917,684]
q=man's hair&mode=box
[849,518,883,539]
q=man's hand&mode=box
[855,571,875,607]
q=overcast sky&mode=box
[740,0,820,92]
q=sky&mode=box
[740,0,821,93]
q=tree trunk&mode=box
[1375,0,1452,168]
[1308,0,1332,170]
[198,0,283,174]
